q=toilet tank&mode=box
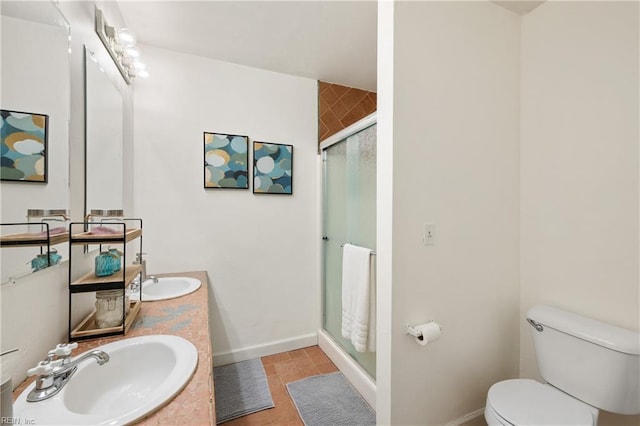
[528,305,640,415]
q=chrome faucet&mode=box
[26,343,109,402]
[131,252,147,292]
[134,252,147,282]
[55,349,109,374]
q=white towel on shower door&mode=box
[341,243,375,352]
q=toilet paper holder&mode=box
[406,321,443,342]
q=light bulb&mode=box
[125,47,139,58]
[133,61,146,70]
[118,28,136,47]
[138,69,149,78]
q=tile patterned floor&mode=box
[224,346,339,426]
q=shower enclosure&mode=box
[320,113,376,403]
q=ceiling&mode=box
[117,1,546,93]
[117,1,378,91]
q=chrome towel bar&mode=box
[339,242,376,255]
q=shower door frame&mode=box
[319,112,377,152]
[319,112,377,376]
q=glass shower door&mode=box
[322,123,376,378]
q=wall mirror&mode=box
[0,1,71,283]
[84,46,124,223]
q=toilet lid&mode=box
[487,379,594,426]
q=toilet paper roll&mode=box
[414,322,442,346]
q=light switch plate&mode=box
[423,223,435,246]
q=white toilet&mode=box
[485,305,640,426]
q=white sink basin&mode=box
[14,335,198,425]
[132,276,201,301]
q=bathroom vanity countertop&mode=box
[13,270,215,425]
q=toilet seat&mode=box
[485,401,513,426]
[486,379,596,426]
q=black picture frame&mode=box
[203,132,249,189]
[253,141,293,195]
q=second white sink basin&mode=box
[14,335,198,425]
[132,276,202,301]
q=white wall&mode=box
[520,2,639,425]
[379,2,521,424]
[132,45,319,363]
[376,0,395,422]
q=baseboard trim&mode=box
[213,333,318,366]
[444,407,485,426]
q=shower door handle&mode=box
[322,236,329,241]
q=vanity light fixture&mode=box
[95,7,148,84]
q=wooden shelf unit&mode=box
[1,223,70,273]
[70,300,142,340]
[0,232,69,247]
[70,228,142,245]
[70,264,142,293]
[68,220,143,341]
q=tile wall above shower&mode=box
[318,81,376,143]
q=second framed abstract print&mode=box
[253,141,293,195]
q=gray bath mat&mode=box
[287,372,375,426]
[213,358,274,423]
